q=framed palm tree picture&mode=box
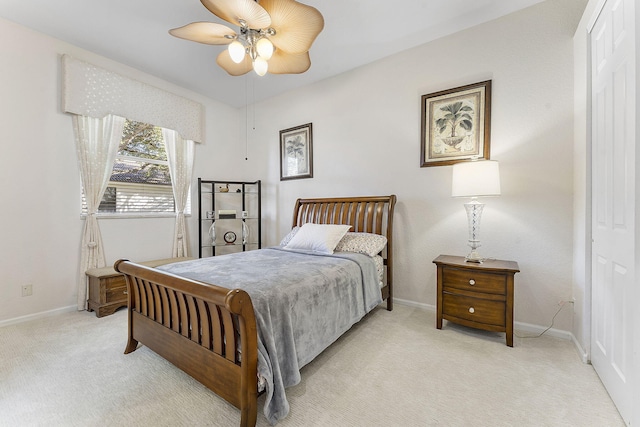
[280,123,313,180]
[420,80,491,167]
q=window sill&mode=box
[81,213,192,220]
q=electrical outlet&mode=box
[21,284,33,297]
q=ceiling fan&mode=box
[170,0,324,77]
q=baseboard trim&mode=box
[394,297,435,311]
[393,298,589,362]
[394,298,575,340]
[0,305,78,328]
[572,335,590,364]
[513,320,572,340]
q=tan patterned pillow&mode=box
[334,232,387,257]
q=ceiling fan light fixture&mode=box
[256,37,274,60]
[172,0,323,76]
[228,40,246,63]
[252,56,269,76]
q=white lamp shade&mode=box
[256,37,274,60]
[228,40,246,64]
[452,160,501,197]
[252,56,268,76]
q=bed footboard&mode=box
[114,259,259,427]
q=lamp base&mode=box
[464,200,485,263]
[465,248,484,263]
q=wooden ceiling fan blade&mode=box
[216,50,253,76]
[267,50,311,74]
[169,22,236,45]
[259,0,324,54]
[201,0,271,29]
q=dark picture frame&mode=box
[420,80,492,167]
[280,123,313,181]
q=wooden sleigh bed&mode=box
[114,195,396,426]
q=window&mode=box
[83,120,190,216]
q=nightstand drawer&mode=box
[442,268,505,294]
[105,279,127,303]
[442,292,506,327]
[87,273,128,318]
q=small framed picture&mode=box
[420,80,492,167]
[280,123,313,181]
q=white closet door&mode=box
[590,0,635,424]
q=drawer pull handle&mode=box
[469,279,476,285]
[123,290,128,295]
[469,307,475,314]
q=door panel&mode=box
[590,0,635,424]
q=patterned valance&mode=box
[62,54,203,143]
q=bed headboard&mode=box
[291,195,397,310]
[292,195,395,235]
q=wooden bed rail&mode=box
[114,259,259,427]
[292,195,397,310]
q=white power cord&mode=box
[515,300,574,339]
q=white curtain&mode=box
[73,114,126,310]
[162,129,195,258]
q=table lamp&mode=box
[451,160,501,263]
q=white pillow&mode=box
[284,223,352,254]
[279,226,300,246]
[334,232,388,257]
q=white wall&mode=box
[0,0,589,335]
[0,17,240,323]
[243,0,586,330]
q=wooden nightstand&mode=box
[433,255,520,347]
[86,266,128,318]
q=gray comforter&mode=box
[157,246,382,424]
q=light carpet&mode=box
[0,304,623,426]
